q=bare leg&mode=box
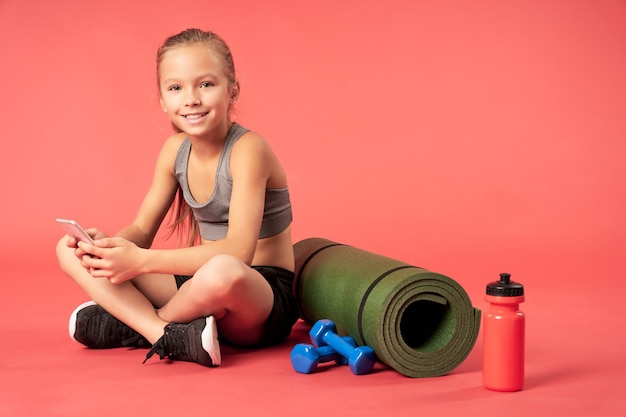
[56,237,176,344]
[157,254,275,346]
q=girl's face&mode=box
[158,43,234,138]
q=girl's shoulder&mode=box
[232,129,272,157]
[153,132,188,173]
[230,129,284,178]
[160,132,188,157]
[164,132,188,149]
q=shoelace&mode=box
[143,336,167,363]
[143,323,209,365]
[144,324,191,363]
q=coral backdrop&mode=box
[1,1,625,415]
[1,0,624,303]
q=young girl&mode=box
[56,28,299,367]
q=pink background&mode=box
[2,0,624,282]
[1,0,625,415]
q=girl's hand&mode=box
[78,237,145,284]
[70,228,108,258]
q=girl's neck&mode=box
[187,120,234,158]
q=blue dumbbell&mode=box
[309,319,376,375]
[291,336,356,374]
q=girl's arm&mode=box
[137,131,271,275]
[81,131,274,281]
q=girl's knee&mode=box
[56,236,88,284]
[198,254,246,277]
[192,254,248,297]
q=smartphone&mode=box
[56,218,95,244]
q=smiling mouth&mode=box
[182,112,208,119]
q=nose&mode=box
[184,88,201,106]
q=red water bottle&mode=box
[483,273,525,391]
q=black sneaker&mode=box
[69,301,150,349]
[143,316,221,367]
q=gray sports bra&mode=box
[174,123,292,240]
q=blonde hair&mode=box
[158,28,239,246]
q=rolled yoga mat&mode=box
[293,238,481,378]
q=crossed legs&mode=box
[56,238,275,347]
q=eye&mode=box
[200,81,214,88]
[167,85,181,91]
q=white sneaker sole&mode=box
[201,316,221,366]
[68,300,97,343]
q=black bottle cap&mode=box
[486,273,524,297]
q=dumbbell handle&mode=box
[325,333,376,375]
[310,319,377,375]
[321,331,355,358]
[291,336,356,374]
[310,344,343,363]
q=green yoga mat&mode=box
[293,238,481,378]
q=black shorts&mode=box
[174,265,299,347]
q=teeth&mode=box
[183,113,207,119]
